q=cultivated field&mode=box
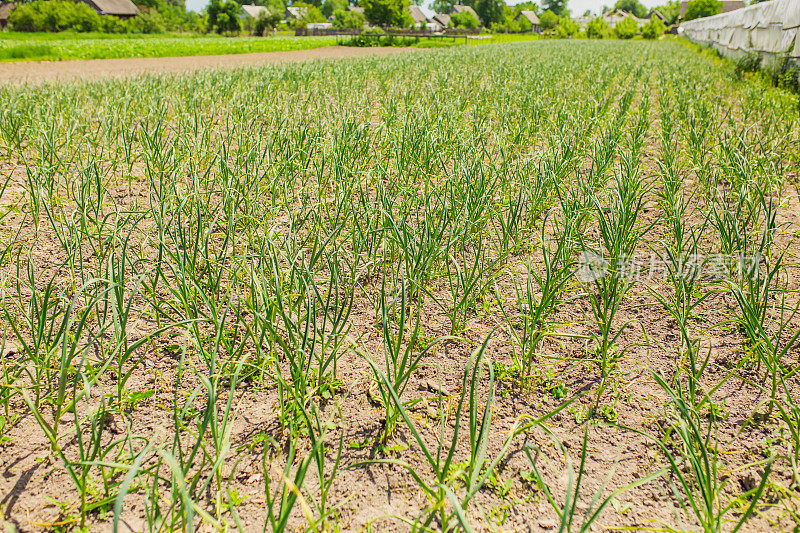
[1,40,799,531]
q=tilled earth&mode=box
[0,40,800,532]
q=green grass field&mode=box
[0,30,543,62]
[0,33,337,61]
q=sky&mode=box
[185,0,665,16]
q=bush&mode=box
[450,11,480,29]
[290,3,325,29]
[539,9,558,31]
[473,0,503,27]
[322,0,347,18]
[332,9,365,29]
[554,17,577,38]
[772,56,800,93]
[254,9,282,35]
[344,27,388,46]
[7,0,200,34]
[614,0,647,18]
[613,16,638,39]
[516,16,532,32]
[9,0,102,32]
[128,10,167,34]
[683,0,722,22]
[733,52,761,80]
[207,0,241,34]
[143,0,196,32]
[641,15,664,40]
[360,0,413,28]
[586,17,608,39]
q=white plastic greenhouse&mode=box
[680,0,799,60]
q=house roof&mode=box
[647,9,668,22]
[680,1,745,19]
[242,4,269,19]
[346,5,364,13]
[409,5,428,24]
[432,13,450,26]
[603,9,648,25]
[451,4,479,21]
[242,4,269,18]
[85,0,138,16]
[604,9,631,20]
[0,2,16,20]
[517,10,540,25]
[418,5,435,19]
[285,6,307,19]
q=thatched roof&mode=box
[0,2,17,21]
[432,13,450,27]
[451,4,479,21]
[285,6,307,19]
[84,0,138,16]
[409,5,428,24]
[242,4,269,18]
[517,10,540,25]
[648,9,668,22]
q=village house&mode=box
[516,10,541,33]
[81,0,138,19]
[0,2,16,29]
[603,9,648,28]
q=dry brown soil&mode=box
[0,46,423,84]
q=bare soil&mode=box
[0,46,423,84]
[1,41,799,533]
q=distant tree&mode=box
[613,0,646,18]
[542,0,567,16]
[473,0,503,25]
[513,1,539,14]
[641,14,664,38]
[450,9,479,27]
[332,8,365,27]
[654,0,680,24]
[554,15,577,37]
[207,0,241,33]
[226,0,287,14]
[129,9,167,32]
[490,6,523,34]
[360,0,412,27]
[322,0,347,18]
[586,16,608,38]
[539,8,558,30]
[254,8,281,33]
[683,0,721,20]
[290,1,325,27]
[9,0,102,31]
[432,0,456,15]
[516,14,532,31]
[264,0,287,14]
[138,0,204,30]
[613,15,638,38]
[135,0,185,8]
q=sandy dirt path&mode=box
[0,46,423,84]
